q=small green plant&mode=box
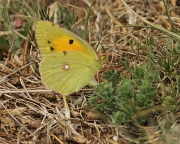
[89,32,180,142]
[90,61,160,125]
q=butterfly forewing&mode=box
[36,21,97,58]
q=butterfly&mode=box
[35,21,105,95]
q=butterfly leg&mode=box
[62,95,70,118]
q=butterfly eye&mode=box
[62,62,70,71]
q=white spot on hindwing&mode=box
[62,62,70,71]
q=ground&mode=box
[0,0,180,144]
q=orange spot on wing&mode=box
[52,35,89,54]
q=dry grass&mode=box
[0,0,180,143]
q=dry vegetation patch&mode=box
[1,0,180,143]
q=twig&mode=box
[0,62,32,84]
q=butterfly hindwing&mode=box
[40,51,97,95]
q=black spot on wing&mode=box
[50,46,54,51]
[69,39,74,44]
